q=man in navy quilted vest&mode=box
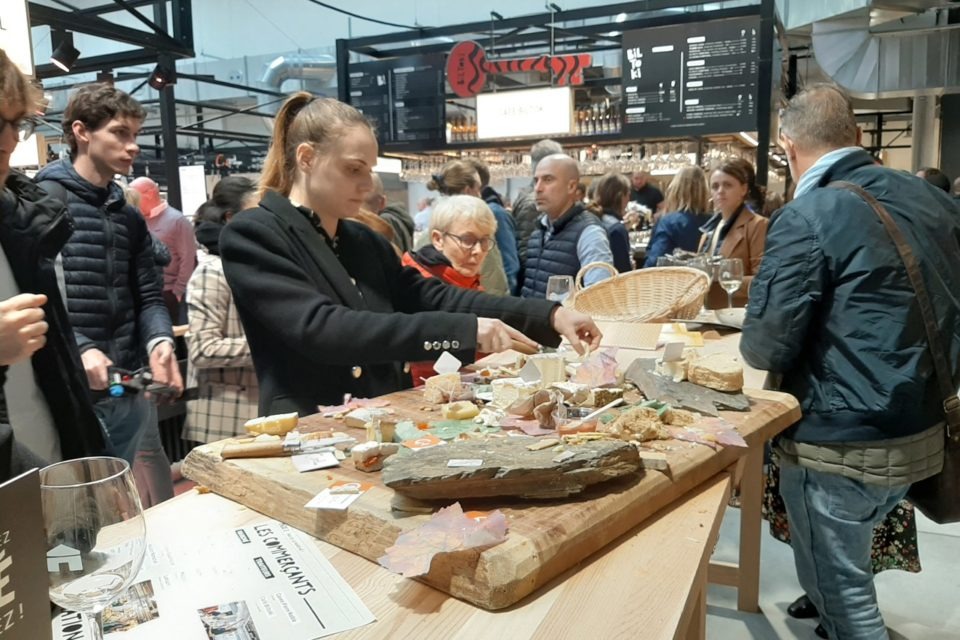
[35,85,182,475]
[520,154,614,298]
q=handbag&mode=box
[830,181,960,523]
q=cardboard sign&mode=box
[0,469,52,640]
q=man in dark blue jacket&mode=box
[741,84,960,639]
[35,85,182,475]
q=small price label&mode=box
[402,434,445,450]
[447,459,483,467]
[305,481,374,510]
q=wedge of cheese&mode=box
[687,353,744,392]
[491,377,539,408]
[424,372,462,403]
[244,412,299,436]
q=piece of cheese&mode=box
[687,354,744,392]
[655,359,688,382]
[491,377,539,409]
[351,441,400,472]
[591,387,624,408]
[244,412,299,436]
[529,354,567,386]
[441,400,480,420]
[550,381,590,406]
[424,372,462,403]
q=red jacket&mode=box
[402,248,484,383]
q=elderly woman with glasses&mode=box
[402,195,497,381]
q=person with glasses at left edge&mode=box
[0,47,106,481]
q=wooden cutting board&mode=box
[182,387,799,610]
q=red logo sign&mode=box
[447,41,592,99]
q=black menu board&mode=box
[621,17,761,137]
[348,53,446,148]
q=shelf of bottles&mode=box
[574,98,621,137]
[397,138,758,183]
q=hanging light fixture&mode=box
[50,31,80,73]
[148,63,176,90]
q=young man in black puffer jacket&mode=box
[35,84,182,475]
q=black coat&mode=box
[220,191,560,415]
[741,150,960,444]
[35,160,171,370]
[0,172,106,462]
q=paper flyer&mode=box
[52,519,375,639]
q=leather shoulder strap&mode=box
[828,180,960,433]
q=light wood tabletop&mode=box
[137,473,733,639]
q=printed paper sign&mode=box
[291,451,340,473]
[433,351,462,375]
[0,469,51,640]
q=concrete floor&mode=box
[705,504,960,639]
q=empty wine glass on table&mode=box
[718,258,745,308]
[42,457,147,640]
[689,255,717,316]
[546,275,575,304]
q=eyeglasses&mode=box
[1,116,37,142]
[443,232,494,252]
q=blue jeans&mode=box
[94,394,155,464]
[779,456,909,640]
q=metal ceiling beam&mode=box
[138,127,271,144]
[79,0,156,15]
[138,98,279,120]
[36,49,160,79]
[177,73,286,98]
[28,2,192,57]
[344,0,715,48]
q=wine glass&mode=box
[42,457,147,640]
[546,275,575,304]
[689,255,716,316]
[718,258,745,308]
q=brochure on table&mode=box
[0,468,52,640]
[53,518,375,639]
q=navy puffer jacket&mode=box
[35,160,171,371]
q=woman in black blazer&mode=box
[220,93,601,415]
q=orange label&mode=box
[402,434,445,450]
[463,510,489,522]
[329,481,374,494]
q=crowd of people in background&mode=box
[4,42,960,638]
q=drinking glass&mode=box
[656,255,677,267]
[42,457,147,640]
[689,255,717,316]
[546,275,575,304]
[718,258,744,308]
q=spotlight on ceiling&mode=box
[50,31,80,73]
[148,63,176,90]
[615,12,628,23]
[96,70,115,85]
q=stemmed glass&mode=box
[546,275,575,305]
[42,457,147,640]
[718,258,745,308]
[689,255,716,316]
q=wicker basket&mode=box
[570,263,710,322]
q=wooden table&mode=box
[137,473,733,639]
[183,329,796,614]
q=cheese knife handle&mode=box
[221,441,286,459]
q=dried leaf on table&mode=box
[317,397,391,416]
[378,503,508,578]
[572,348,619,388]
[666,417,747,450]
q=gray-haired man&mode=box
[741,83,960,639]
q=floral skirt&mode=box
[762,450,921,574]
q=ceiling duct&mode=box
[811,10,960,98]
[261,54,337,88]
[777,0,960,98]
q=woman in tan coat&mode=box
[699,158,769,308]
